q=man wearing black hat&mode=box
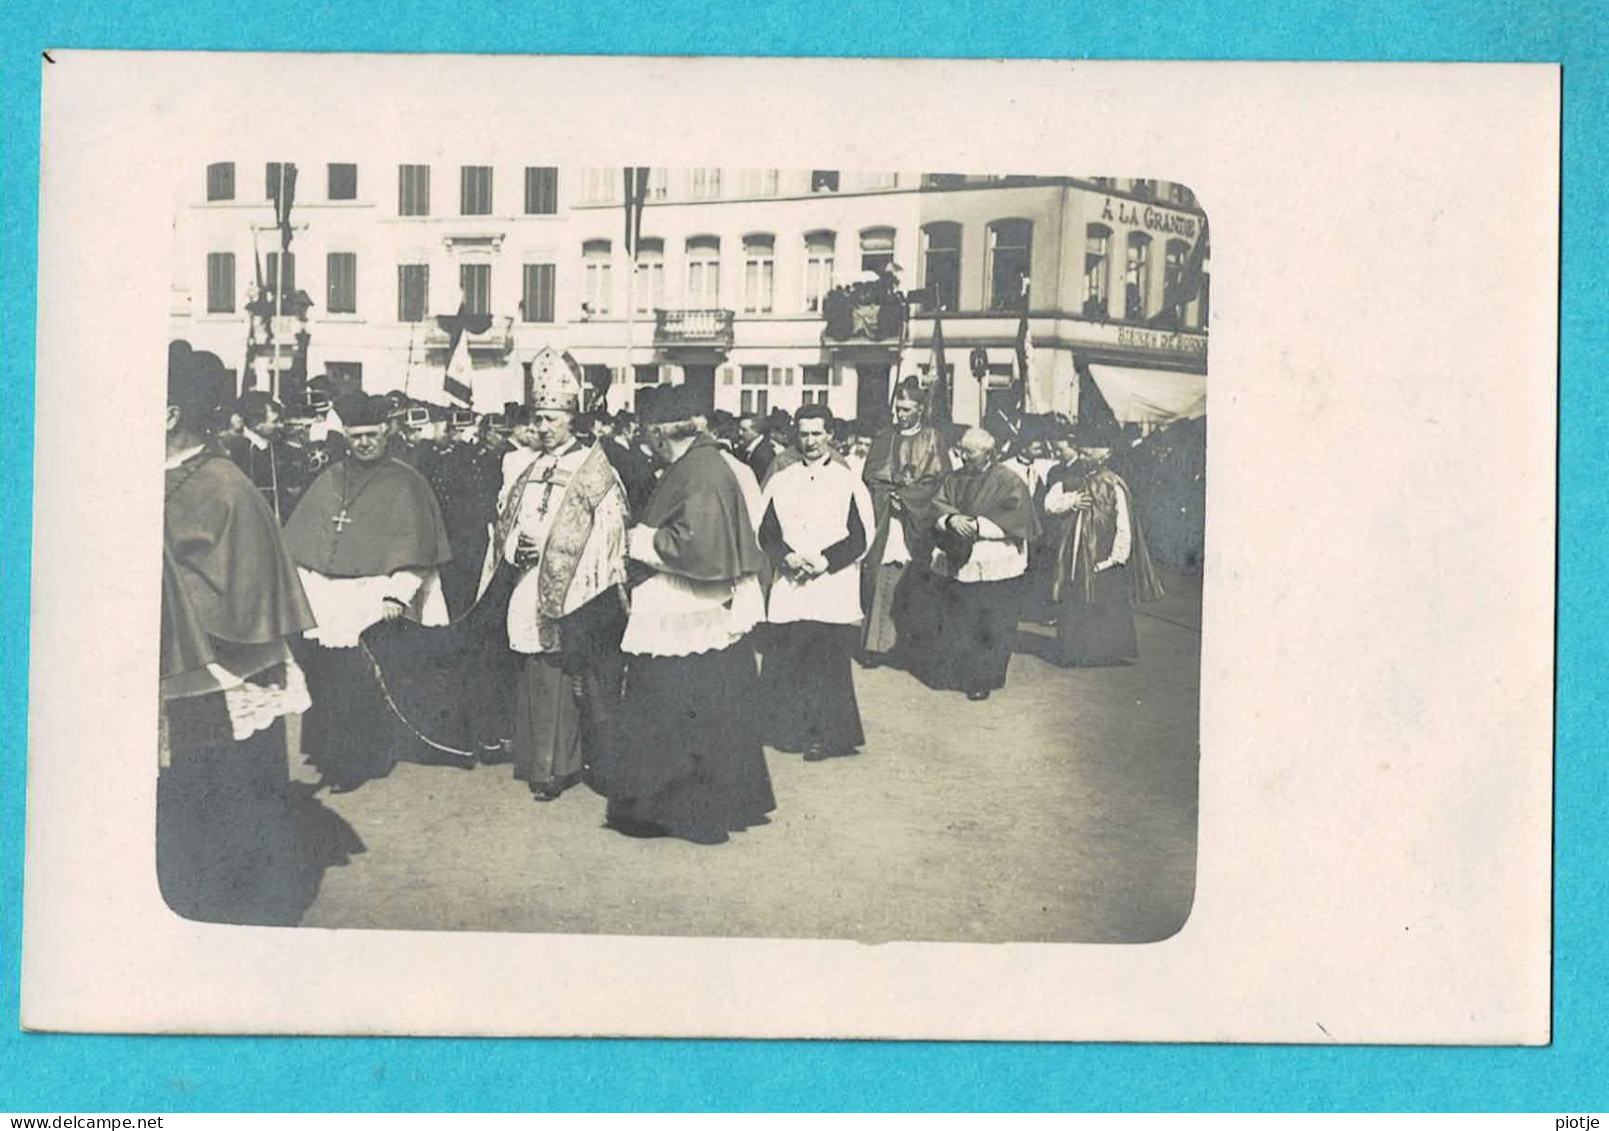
[281,393,454,791]
[228,390,309,523]
[600,384,775,844]
[160,342,319,922]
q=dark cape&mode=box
[1047,461,1164,666]
[162,451,316,696]
[861,424,950,575]
[159,451,354,927]
[602,435,774,842]
[931,461,1041,568]
[282,456,452,578]
[640,435,766,582]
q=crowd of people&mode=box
[160,339,1199,919]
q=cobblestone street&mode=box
[296,573,1201,944]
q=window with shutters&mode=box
[328,163,358,201]
[742,235,775,314]
[634,364,662,385]
[1083,223,1112,317]
[1131,178,1157,200]
[523,166,558,214]
[397,264,430,322]
[634,239,665,313]
[645,168,669,200]
[399,165,430,216]
[1124,231,1152,320]
[801,389,830,407]
[986,219,1033,311]
[460,166,494,216]
[801,365,830,386]
[686,236,721,307]
[265,162,293,202]
[582,168,617,204]
[740,365,769,386]
[740,389,769,415]
[769,366,792,387]
[265,251,296,296]
[460,262,491,317]
[920,222,961,312]
[803,231,835,313]
[206,162,235,202]
[689,168,722,199]
[859,227,896,275]
[326,252,357,314]
[583,240,612,315]
[1161,239,1190,323]
[521,263,556,323]
[738,169,779,197]
[206,252,235,313]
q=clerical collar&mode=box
[898,424,923,437]
[165,443,207,471]
[801,451,832,467]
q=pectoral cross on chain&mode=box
[332,509,354,531]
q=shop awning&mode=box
[1086,363,1207,426]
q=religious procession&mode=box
[159,165,1206,937]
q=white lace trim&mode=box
[221,654,312,741]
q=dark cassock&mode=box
[161,351,327,924]
[424,432,502,620]
[860,385,952,664]
[602,390,775,845]
[913,429,1042,700]
[756,425,875,759]
[598,431,657,518]
[280,394,453,791]
[483,349,630,800]
[1042,452,1165,666]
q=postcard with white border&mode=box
[22,53,1556,1042]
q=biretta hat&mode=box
[639,383,698,426]
[337,393,390,430]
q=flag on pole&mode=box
[1014,281,1035,415]
[623,166,650,257]
[273,163,298,250]
[435,299,494,407]
[927,311,951,427]
[1152,214,1210,327]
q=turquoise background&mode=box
[1,0,1601,1112]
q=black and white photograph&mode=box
[25,55,1554,1042]
[159,160,1209,942]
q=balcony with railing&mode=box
[653,308,735,349]
[423,315,514,354]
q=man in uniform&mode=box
[602,385,775,845]
[229,390,309,523]
[482,350,629,801]
[756,404,875,760]
[281,393,453,791]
